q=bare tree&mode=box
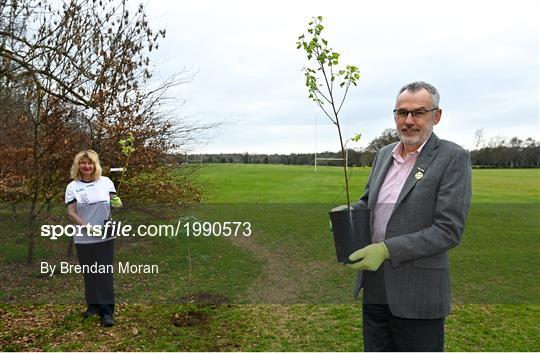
[474,129,484,149]
[0,0,211,264]
[366,128,400,152]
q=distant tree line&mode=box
[182,150,376,167]
[181,128,540,168]
[469,136,539,168]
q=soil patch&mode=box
[176,292,229,305]
[171,310,210,327]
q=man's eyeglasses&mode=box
[393,107,439,119]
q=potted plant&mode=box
[297,16,370,263]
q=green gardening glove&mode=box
[111,196,123,208]
[346,242,390,271]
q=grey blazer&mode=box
[353,133,472,319]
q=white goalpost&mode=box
[183,153,203,165]
[314,152,349,172]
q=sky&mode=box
[142,0,539,154]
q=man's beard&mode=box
[397,123,433,147]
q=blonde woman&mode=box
[65,150,122,327]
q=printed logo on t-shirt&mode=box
[79,192,90,204]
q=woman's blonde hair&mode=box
[70,150,103,181]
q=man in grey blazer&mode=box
[347,81,472,351]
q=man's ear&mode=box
[433,109,442,125]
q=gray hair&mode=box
[397,81,440,108]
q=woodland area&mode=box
[0,0,206,264]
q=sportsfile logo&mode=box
[40,223,129,240]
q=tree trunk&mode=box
[11,203,17,222]
[27,211,36,265]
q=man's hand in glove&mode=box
[346,243,390,271]
[111,196,123,208]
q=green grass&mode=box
[1,164,539,351]
[195,164,540,304]
[196,163,371,203]
[196,163,540,203]
[470,168,540,203]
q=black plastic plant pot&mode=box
[329,207,371,263]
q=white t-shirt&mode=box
[65,176,116,243]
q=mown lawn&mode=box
[1,164,539,351]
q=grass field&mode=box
[1,164,539,351]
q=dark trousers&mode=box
[362,267,445,351]
[75,240,115,317]
[362,304,445,352]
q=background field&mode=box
[1,164,539,351]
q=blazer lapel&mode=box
[393,134,440,209]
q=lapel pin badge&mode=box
[415,167,424,180]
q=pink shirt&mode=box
[371,138,429,243]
